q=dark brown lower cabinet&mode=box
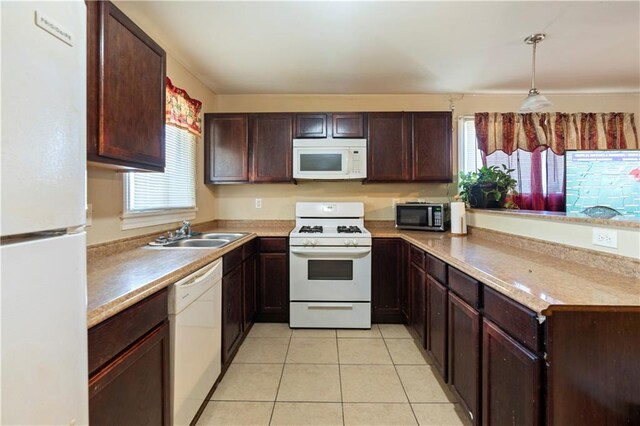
[426,276,447,379]
[372,239,403,323]
[257,238,289,323]
[243,254,257,329]
[222,264,244,364]
[448,292,481,424]
[89,321,170,425]
[546,308,640,425]
[401,241,411,324]
[410,261,426,345]
[482,318,541,426]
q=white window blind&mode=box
[458,117,483,174]
[122,125,196,229]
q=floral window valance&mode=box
[474,112,638,156]
[166,77,203,136]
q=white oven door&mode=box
[289,246,371,301]
[293,148,349,179]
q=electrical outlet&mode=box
[255,198,262,209]
[86,204,93,226]
[592,228,617,249]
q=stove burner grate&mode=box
[299,225,323,234]
[337,226,362,234]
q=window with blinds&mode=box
[122,125,196,229]
[458,116,564,198]
[459,117,483,174]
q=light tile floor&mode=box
[198,323,471,426]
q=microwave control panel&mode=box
[433,207,442,227]
[351,150,361,174]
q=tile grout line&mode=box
[336,330,346,426]
[268,329,293,425]
[380,327,422,426]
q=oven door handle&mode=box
[290,247,371,256]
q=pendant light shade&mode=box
[519,33,553,113]
[519,90,553,113]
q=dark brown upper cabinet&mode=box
[367,112,411,182]
[250,114,293,183]
[332,113,365,138]
[205,113,292,184]
[294,113,364,138]
[205,114,249,183]
[412,112,452,182]
[367,111,452,183]
[87,1,166,172]
[295,113,327,138]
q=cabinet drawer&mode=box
[483,286,541,353]
[223,246,243,275]
[88,289,168,375]
[410,245,426,270]
[427,254,447,285]
[259,237,287,253]
[290,302,371,328]
[242,238,258,260]
[448,266,480,309]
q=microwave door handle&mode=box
[344,150,351,177]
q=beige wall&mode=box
[213,93,640,221]
[86,55,217,246]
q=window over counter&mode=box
[458,116,565,211]
[121,125,197,230]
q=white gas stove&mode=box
[289,202,372,329]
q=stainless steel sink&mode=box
[163,239,230,248]
[153,232,248,249]
[199,233,247,240]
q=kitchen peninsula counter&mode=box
[87,221,639,328]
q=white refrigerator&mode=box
[1,1,89,424]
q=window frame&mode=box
[121,125,197,230]
[458,115,559,199]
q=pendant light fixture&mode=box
[519,33,553,113]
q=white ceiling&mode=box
[116,1,640,95]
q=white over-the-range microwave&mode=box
[293,138,367,180]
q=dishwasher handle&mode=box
[178,261,220,289]
[169,259,222,314]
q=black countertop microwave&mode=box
[395,202,450,231]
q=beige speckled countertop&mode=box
[87,221,639,328]
[87,224,292,328]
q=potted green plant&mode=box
[458,164,518,208]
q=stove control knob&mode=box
[351,239,359,246]
[303,239,310,246]
[312,239,318,246]
[344,239,351,246]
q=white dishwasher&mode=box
[168,258,222,426]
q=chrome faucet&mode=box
[153,220,192,245]
[177,220,191,238]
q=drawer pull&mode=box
[307,303,354,310]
